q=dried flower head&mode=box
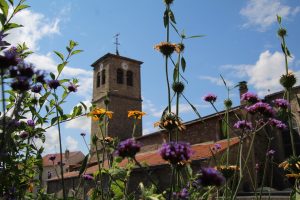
[172,81,185,94]
[216,165,239,179]
[277,28,287,37]
[224,99,232,108]
[19,131,29,139]
[154,42,178,57]
[163,0,174,5]
[280,72,297,89]
[68,83,78,92]
[128,110,146,119]
[154,112,185,131]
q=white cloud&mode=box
[198,75,234,87]
[7,9,60,51]
[66,136,78,151]
[221,50,300,96]
[35,126,59,154]
[240,0,300,31]
[65,101,92,133]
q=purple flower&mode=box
[11,76,30,92]
[241,92,259,104]
[245,102,275,117]
[203,93,217,103]
[233,120,252,130]
[212,143,221,151]
[83,174,94,181]
[0,46,20,69]
[31,85,42,93]
[49,155,56,161]
[159,142,193,165]
[199,167,225,187]
[36,71,46,83]
[67,83,78,92]
[19,131,29,139]
[19,64,34,78]
[116,139,141,158]
[174,188,189,199]
[266,149,275,156]
[80,132,86,137]
[48,80,60,90]
[8,119,21,127]
[27,119,35,127]
[273,99,289,109]
[268,118,287,130]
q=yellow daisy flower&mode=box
[128,110,146,119]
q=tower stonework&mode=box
[91,53,143,143]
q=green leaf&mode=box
[163,8,168,28]
[169,10,176,24]
[51,117,58,126]
[220,74,227,87]
[185,35,206,39]
[80,101,87,111]
[79,154,89,177]
[54,51,64,61]
[277,15,282,24]
[69,40,78,49]
[173,64,178,82]
[56,105,64,116]
[57,63,66,75]
[181,57,186,72]
[4,23,23,30]
[0,13,5,25]
[50,72,55,80]
[8,0,13,5]
[14,4,30,14]
[71,49,83,56]
[0,0,9,19]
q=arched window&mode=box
[117,68,124,84]
[127,71,133,86]
[101,70,106,85]
[96,72,100,87]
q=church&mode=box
[47,52,300,198]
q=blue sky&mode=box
[8,0,300,154]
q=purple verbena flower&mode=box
[82,174,94,181]
[241,92,259,104]
[159,142,193,165]
[19,64,34,78]
[0,46,20,69]
[27,119,35,127]
[199,167,225,187]
[19,131,29,139]
[116,139,141,158]
[11,76,30,92]
[203,93,217,103]
[266,149,275,156]
[245,102,275,118]
[67,83,78,92]
[36,71,46,83]
[31,85,42,93]
[174,188,189,199]
[233,120,252,130]
[48,80,60,90]
[273,98,289,109]
[212,143,221,151]
[268,118,287,130]
[49,155,56,161]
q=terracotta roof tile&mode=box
[49,138,239,181]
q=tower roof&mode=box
[91,53,143,67]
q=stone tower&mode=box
[91,53,143,142]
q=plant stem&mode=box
[0,70,6,155]
[259,139,271,200]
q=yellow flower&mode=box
[154,112,185,131]
[286,173,300,179]
[88,108,113,121]
[216,165,239,179]
[128,110,146,119]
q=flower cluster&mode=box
[273,98,289,109]
[67,82,78,92]
[128,110,146,119]
[174,188,189,199]
[279,156,300,179]
[268,118,287,130]
[197,167,225,187]
[19,131,29,139]
[115,139,141,158]
[0,46,20,69]
[82,174,94,181]
[48,79,60,90]
[245,102,275,118]
[88,107,113,121]
[203,93,217,103]
[241,92,259,104]
[159,142,193,165]
[233,120,253,131]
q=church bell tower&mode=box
[90,53,143,142]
